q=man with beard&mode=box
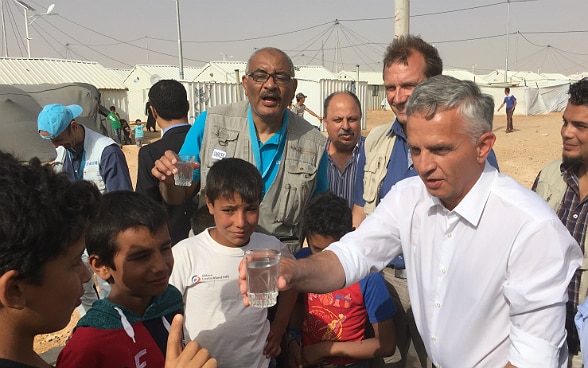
[152,47,328,254]
[323,91,364,209]
[533,78,588,368]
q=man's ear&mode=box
[0,270,27,309]
[88,255,112,282]
[150,105,159,121]
[477,132,496,164]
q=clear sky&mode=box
[1,0,587,76]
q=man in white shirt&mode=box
[239,75,582,367]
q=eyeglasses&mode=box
[246,70,292,86]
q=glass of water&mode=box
[174,154,195,187]
[244,248,280,308]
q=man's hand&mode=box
[152,150,182,184]
[165,314,217,368]
[238,257,296,307]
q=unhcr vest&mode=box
[535,159,588,303]
[54,126,116,194]
[362,123,396,215]
[199,101,326,251]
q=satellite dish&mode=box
[150,74,162,85]
[46,4,56,14]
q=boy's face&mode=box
[206,193,259,248]
[96,225,173,313]
[23,235,90,333]
[307,233,338,255]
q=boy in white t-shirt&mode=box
[170,158,296,368]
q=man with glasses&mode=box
[152,47,328,254]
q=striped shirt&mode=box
[554,161,588,354]
[326,136,365,209]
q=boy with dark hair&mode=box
[170,158,296,368]
[57,191,186,367]
[288,192,396,368]
[0,150,101,368]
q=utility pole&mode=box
[175,0,184,80]
[394,0,410,37]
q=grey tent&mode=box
[0,83,106,162]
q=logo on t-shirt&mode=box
[191,273,230,284]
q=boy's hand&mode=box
[288,341,303,368]
[165,314,217,368]
[263,325,282,358]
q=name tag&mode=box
[212,149,226,160]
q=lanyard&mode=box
[67,149,86,181]
[247,106,289,180]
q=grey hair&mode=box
[406,75,494,143]
[246,47,295,77]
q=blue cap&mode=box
[37,104,83,140]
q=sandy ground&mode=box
[33,110,564,354]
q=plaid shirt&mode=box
[553,161,588,353]
[326,136,365,209]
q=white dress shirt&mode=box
[327,163,582,367]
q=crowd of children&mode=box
[0,151,399,368]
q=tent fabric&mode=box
[0,83,103,162]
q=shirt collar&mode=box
[162,122,189,135]
[428,162,497,227]
[389,118,407,140]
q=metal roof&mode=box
[0,58,127,89]
[294,65,338,81]
[106,68,132,83]
[338,70,383,85]
[127,64,203,82]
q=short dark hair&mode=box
[148,79,189,120]
[323,91,363,119]
[382,34,442,78]
[0,151,100,283]
[505,87,511,93]
[302,192,352,241]
[110,106,116,111]
[85,191,169,270]
[569,78,588,106]
[205,158,262,205]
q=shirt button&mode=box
[441,268,447,274]
[447,233,452,238]
[573,214,579,219]
[432,336,437,342]
[436,302,441,308]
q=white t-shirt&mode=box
[170,229,291,368]
[327,162,582,367]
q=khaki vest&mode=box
[199,101,326,252]
[362,123,396,215]
[535,159,588,303]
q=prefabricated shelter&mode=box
[0,83,105,162]
[338,70,385,111]
[0,58,128,119]
[120,64,203,122]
